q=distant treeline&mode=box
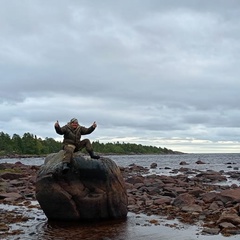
[0,131,180,156]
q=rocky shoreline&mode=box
[1,159,240,238]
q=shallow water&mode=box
[2,153,240,171]
[2,202,239,240]
[1,154,240,239]
[110,153,240,173]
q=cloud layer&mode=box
[1,0,240,153]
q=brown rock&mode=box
[202,227,220,235]
[125,176,144,185]
[36,151,128,221]
[188,188,205,197]
[201,192,219,203]
[196,160,206,164]
[150,163,157,169]
[153,196,172,205]
[181,204,202,213]
[0,222,9,231]
[163,186,187,195]
[208,202,220,211]
[0,172,25,180]
[219,222,236,229]
[179,161,188,165]
[217,188,240,204]
[195,171,227,182]
[0,192,22,202]
[217,213,240,225]
[172,193,195,208]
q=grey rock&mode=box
[35,151,128,221]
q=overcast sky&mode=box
[1,0,240,153]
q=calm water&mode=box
[2,153,240,168]
[1,154,240,240]
[2,153,240,176]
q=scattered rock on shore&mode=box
[1,160,240,237]
[121,163,240,236]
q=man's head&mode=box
[70,118,78,128]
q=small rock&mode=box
[202,227,220,235]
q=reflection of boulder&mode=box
[35,151,128,221]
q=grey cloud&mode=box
[1,1,240,153]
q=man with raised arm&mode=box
[54,118,100,174]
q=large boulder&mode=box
[35,151,128,221]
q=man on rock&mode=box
[54,118,100,174]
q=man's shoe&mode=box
[62,162,70,174]
[89,151,100,159]
[91,154,100,160]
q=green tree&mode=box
[42,137,62,154]
[21,133,36,154]
[0,132,12,154]
[12,134,23,153]
[0,131,179,156]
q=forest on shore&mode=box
[0,131,182,156]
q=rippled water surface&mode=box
[2,208,239,240]
[110,153,240,172]
[2,153,240,170]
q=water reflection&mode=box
[37,217,129,240]
[2,205,239,240]
[34,213,178,240]
[34,213,239,240]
